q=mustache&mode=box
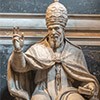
[51,35,58,38]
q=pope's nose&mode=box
[52,29,56,35]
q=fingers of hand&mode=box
[13,27,19,34]
[83,84,89,88]
[13,27,24,39]
[12,27,24,51]
[21,32,24,40]
[12,34,21,45]
[14,40,21,50]
[84,83,95,93]
[88,83,95,93]
[13,33,21,39]
[20,39,24,47]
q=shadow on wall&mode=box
[0,87,14,100]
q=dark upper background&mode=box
[0,0,100,14]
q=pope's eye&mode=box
[55,27,59,30]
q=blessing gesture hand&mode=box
[12,27,24,52]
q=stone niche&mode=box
[0,13,100,100]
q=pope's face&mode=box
[48,24,64,49]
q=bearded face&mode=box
[48,25,64,49]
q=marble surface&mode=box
[0,0,100,14]
[0,44,100,99]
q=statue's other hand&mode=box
[78,82,95,96]
[83,82,95,94]
[12,27,24,51]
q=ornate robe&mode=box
[7,36,99,100]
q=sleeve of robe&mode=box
[7,43,55,100]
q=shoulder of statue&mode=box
[26,35,49,53]
[65,37,81,50]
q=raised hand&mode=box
[12,27,24,52]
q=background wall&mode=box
[0,0,100,14]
